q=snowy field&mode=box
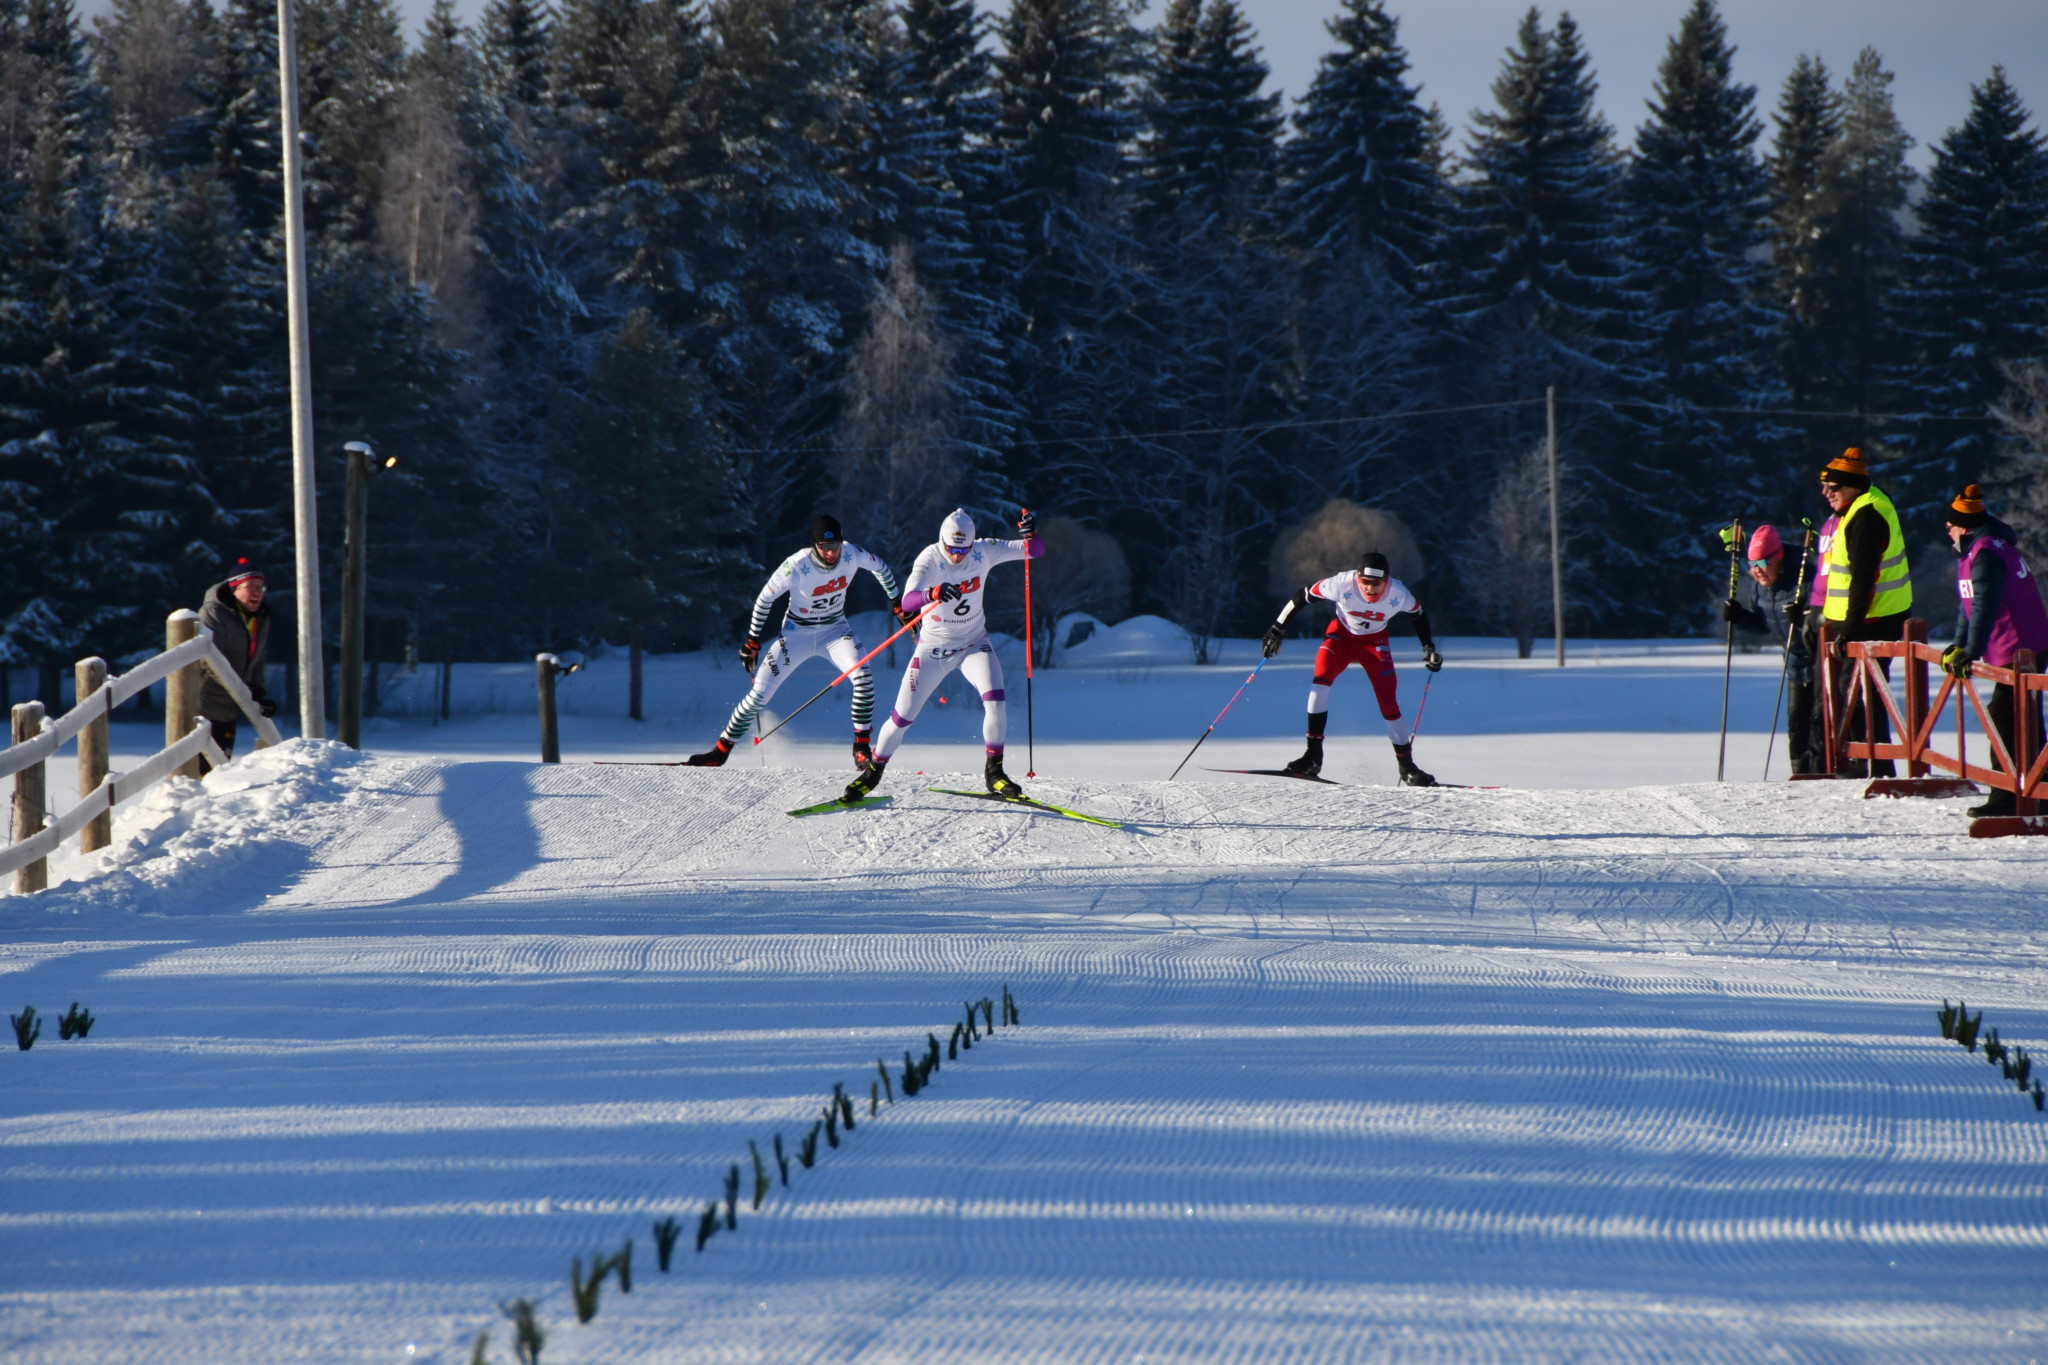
[6,628,2047,1363]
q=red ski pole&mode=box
[753,599,944,745]
[1021,506,1036,777]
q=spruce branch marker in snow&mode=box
[568,1256,602,1324]
[56,1002,92,1039]
[1937,1000,2044,1110]
[652,1216,681,1271]
[499,1298,544,1365]
[11,1005,39,1051]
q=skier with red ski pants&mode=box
[1261,551,1442,785]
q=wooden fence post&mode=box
[77,657,111,854]
[12,701,47,893]
[2018,649,2040,818]
[1903,619,1928,777]
[165,609,203,779]
[1817,623,1838,776]
[536,654,561,764]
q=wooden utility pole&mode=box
[338,442,374,747]
[1547,387,1564,667]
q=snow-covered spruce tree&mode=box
[478,0,551,108]
[1120,0,1287,656]
[90,0,210,148]
[1810,49,1914,467]
[1766,53,1840,479]
[1624,0,1788,605]
[834,245,966,584]
[987,0,1145,514]
[200,0,286,231]
[1891,67,2048,511]
[1987,360,2048,569]
[673,0,873,568]
[1276,0,1444,288]
[295,0,409,248]
[544,309,751,651]
[1444,9,1652,630]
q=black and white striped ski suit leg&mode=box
[719,625,873,744]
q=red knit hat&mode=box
[1819,448,1870,490]
[1746,525,1782,560]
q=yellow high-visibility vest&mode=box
[1823,486,1912,621]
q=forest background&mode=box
[5,0,2048,687]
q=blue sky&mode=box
[371,0,2044,169]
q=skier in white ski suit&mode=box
[1261,550,1442,785]
[687,515,901,767]
[842,508,1043,803]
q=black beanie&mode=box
[225,557,265,587]
[810,514,843,546]
[1358,551,1390,579]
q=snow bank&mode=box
[1056,613,1194,666]
[24,740,372,920]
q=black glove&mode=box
[892,606,917,628]
[1783,602,1806,627]
[936,581,964,603]
[258,697,278,718]
[1719,598,1739,623]
[1422,646,1442,673]
[739,638,761,675]
[1941,644,1973,678]
[1261,623,1284,658]
[1017,510,1037,537]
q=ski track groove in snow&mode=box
[5,751,2048,1362]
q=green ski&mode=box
[787,795,894,818]
[925,787,1121,828]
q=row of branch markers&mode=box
[478,988,1020,1365]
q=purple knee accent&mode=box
[986,745,1004,756]
[890,710,914,729]
[982,689,1005,702]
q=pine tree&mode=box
[1766,53,1840,477]
[1141,0,1279,231]
[1894,67,2048,507]
[1278,0,1442,282]
[1625,0,1785,588]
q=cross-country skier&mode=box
[1260,551,1442,785]
[841,508,1043,803]
[686,515,901,767]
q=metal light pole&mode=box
[338,441,392,748]
[277,0,324,740]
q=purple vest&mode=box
[1960,534,2048,667]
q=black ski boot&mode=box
[1284,711,1328,776]
[853,734,873,767]
[985,754,1024,797]
[685,738,734,767]
[1969,788,2016,820]
[1394,743,1436,787]
[842,758,888,805]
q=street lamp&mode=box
[276,0,323,740]
[338,440,396,748]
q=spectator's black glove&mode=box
[936,581,965,603]
[1941,644,1974,678]
[1784,603,1807,627]
[1017,510,1037,538]
[1719,598,1740,623]
[1261,623,1284,658]
[739,638,761,675]
[258,697,278,718]
[1422,646,1442,673]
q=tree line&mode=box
[3,0,2046,679]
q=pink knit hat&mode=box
[1746,525,1782,560]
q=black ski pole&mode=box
[1716,516,1743,782]
[1762,517,1815,781]
[1169,654,1270,781]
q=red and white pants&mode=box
[1308,624,1410,744]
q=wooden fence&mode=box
[1,610,286,892]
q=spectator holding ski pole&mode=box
[1817,448,1912,778]
[1261,550,1442,786]
[198,557,277,772]
[1941,485,2048,820]
[1721,523,1818,777]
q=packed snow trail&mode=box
[4,744,2047,1363]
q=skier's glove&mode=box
[1719,598,1740,623]
[893,606,918,629]
[1016,510,1037,538]
[1423,646,1442,673]
[1941,644,1974,678]
[1784,603,1807,627]
[739,638,761,675]
[935,581,965,603]
[1260,623,1284,658]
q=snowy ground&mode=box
[5,631,2046,1363]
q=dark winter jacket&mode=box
[1728,572,1813,684]
[198,580,273,723]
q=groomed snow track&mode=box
[4,747,2047,1363]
